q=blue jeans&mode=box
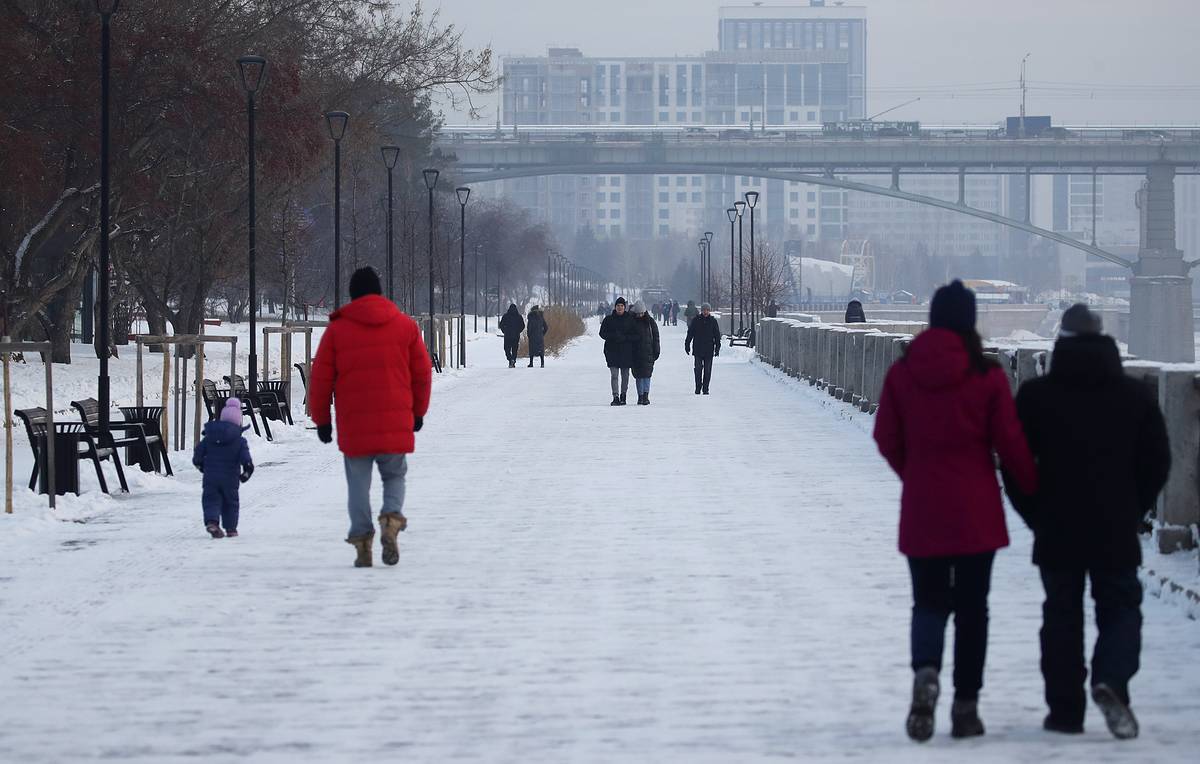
[343,454,407,539]
[635,377,651,395]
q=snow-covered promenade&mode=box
[0,323,1197,762]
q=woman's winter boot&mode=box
[528,358,534,367]
[619,392,627,405]
[540,356,545,368]
[611,394,622,406]
[950,698,985,738]
[346,532,375,568]
[906,667,940,742]
[378,513,407,566]
[206,523,224,539]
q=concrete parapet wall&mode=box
[756,317,1200,566]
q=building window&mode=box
[806,224,816,235]
[691,192,702,203]
[597,209,607,219]
[596,192,606,202]
[692,111,702,121]
[658,177,669,187]
[597,177,606,186]
[611,209,621,219]
[807,191,816,202]
[676,192,687,202]
[807,111,817,121]
[610,192,621,203]
[659,224,671,236]
[790,111,799,121]
[658,209,670,220]
[691,176,702,186]
[611,177,621,187]
[676,176,686,186]
[658,192,669,203]
[659,111,669,122]
[740,111,750,121]
[790,192,799,202]
[611,225,621,236]
[807,208,816,219]
[790,208,799,218]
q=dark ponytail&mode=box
[959,329,999,375]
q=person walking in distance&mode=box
[526,304,549,368]
[683,299,699,326]
[193,398,254,538]
[684,302,721,395]
[1005,304,1169,740]
[309,267,433,568]
[844,299,867,323]
[671,300,680,326]
[873,279,1038,742]
[599,296,635,405]
[629,300,661,405]
[499,303,525,368]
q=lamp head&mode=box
[237,55,268,96]
[704,231,714,244]
[726,207,737,223]
[422,168,440,190]
[324,111,349,142]
[745,191,759,208]
[456,186,471,206]
[381,146,401,169]
[734,200,746,217]
[95,0,120,15]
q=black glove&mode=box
[239,463,254,483]
[714,347,720,357]
[413,415,424,433]
[684,344,691,355]
[194,463,204,474]
[317,423,333,443]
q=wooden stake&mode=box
[3,345,12,515]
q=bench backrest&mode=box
[14,407,48,442]
[202,379,221,401]
[293,363,309,388]
[226,374,248,394]
[71,398,102,428]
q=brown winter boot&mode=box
[346,532,375,568]
[378,513,407,566]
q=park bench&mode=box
[225,373,288,426]
[72,398,172,477]
[202,379,270,440]
[293,362,310,408]
[728,326,754,347]
[16,407,125,494]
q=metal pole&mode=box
[474,243,479,333]
[387,166,394,301]
[333,139,342,309]
[484,246,489,333]
[749,204,756,344]
[738,213,745,334]
[427,186,435,355]
[247,90,259,411]
[97,10,113,445]
[729,218,735,336]
[459,199,466,366]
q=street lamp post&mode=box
[734,200,746,333]
[381,146,401,302]
[473,243,480,333]
[95,0,120,445]
[422,168,439,356]
[704,231,714,305]
[325,111,349,308]
[483,244,489,333]
[547,254,553,306]
[238,55,267,412]
[726,208,737,337]
[745,191,759,346]
[456,186,470,366]
[697,240,706,301]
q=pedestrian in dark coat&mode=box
[526,305,549,367]
[193,398,253,538]
[600,297,636,405]
[845,299,867,323]
[873,279,1038,742]
[629,300,660,405]
[1006,304,1170,739]
[766,300,779,318]
[683,300,699,325]
[671,300,680,326]
[499,303,525,368]
[685,302,721,394]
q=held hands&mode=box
[317,423,333,444]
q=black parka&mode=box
[499,305,525,338]
[526,308,549,355]
[685,313,722,358]
[599,309,636,368]
[630,312,661,379]
[1007,334,1170,569]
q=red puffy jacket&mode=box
[308,295,432,457]
[873,328,1037,558]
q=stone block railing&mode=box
[755,317,1200,563]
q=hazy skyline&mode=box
[427,0,1200,125]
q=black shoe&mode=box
[950,698,985,739]
[1092,683,1139,740]
[906,667,939,743]
[695,387,702,395]
[225,529,239,538]
[1043,714,1084,734]
[643,394,651,406]
[702,389,710,395]
[619,393,627,405]
[528,360,534,367]
[611,394,622,406]
[206,523,225,539]
[540,358,545,368]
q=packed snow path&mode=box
[1,322,1198,762]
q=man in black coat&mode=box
[684,302,721,395]
[1008,304,1169,740]
[599,297,635,405]
[498,304,525,368]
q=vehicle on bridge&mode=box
[822,120,922,138]
[961,279,1030,304]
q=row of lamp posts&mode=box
[723,191,759,345]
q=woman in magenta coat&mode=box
[873,280,1037,743]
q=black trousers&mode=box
[1039,567,1142,723]
[907,551,995,700]
[503,334,519,362]
[693,354,713,392]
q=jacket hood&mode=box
[203,420,249,445]
[1050,333,1122,385]
[329,294,401,328]
[903,328,971,391]
[505,305,520,316]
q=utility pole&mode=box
[1018,53,1030,139]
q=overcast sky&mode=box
[426,0,1200,125]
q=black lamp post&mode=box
[381,146,401,303]
[325,111,349,308]
[422,168,439,355]
[726,208,737,336]
[745,190,759,346]
[95,0,120,445]
[456,186,470,366]
[697,240,706,301]
[483,243,489,333]
[238,54,267,410]
[546,254,553,305]
[473,243,480,333]
[704,231,714,304]
[734,200,746,333]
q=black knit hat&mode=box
[1060,303,1103,336]
[929,280,976,332]
[349,267,382,300]
[614,296,627,306]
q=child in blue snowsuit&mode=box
[193,398,254,538]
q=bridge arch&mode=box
[455,163,1136,269]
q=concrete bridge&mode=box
[436,126,1200,362]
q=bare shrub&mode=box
[518,306,585,358]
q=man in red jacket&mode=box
[309,267,432,568]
